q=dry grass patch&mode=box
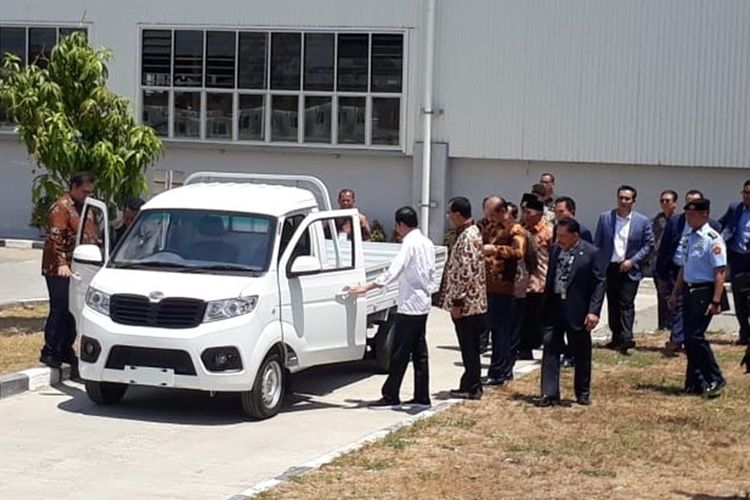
[0,304,47,375]
[263,332,750,500]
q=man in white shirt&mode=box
[594,185,655,355]
[350,206,437,407]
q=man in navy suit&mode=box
[717,179,750,346]
[553,196,593,243]
[537,217,606,406]
[594,185,655,354]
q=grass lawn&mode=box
[261,332,750,500]
[0,304,47,375]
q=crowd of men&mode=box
[353,173,750,408]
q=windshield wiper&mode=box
[112,261,196,270]
[198,264,262,273]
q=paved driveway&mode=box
[0,248,45,305]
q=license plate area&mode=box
[125,366,175,387]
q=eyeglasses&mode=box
[660,198,673,203]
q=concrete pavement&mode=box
[0,248,46,305]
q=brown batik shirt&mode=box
[482,220,527,295]
[441,221,487,317]
[41,193,97,276]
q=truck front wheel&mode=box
[84,381,128,405]
[241,351,285,420]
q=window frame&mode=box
[137,26,408,152]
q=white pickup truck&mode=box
[70,172,446,419]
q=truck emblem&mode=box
[148,291,165,302]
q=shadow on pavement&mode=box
[673,492,750,499]
[633,383,688,396]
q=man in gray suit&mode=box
[537,218,606,407]
[594,185,655,355]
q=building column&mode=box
[412,141,449,242]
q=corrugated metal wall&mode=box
[433,0,750,167]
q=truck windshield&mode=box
[109,209,276,275]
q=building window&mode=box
[139,28,405,148]
[0,25,88,128]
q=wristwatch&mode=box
[711,300,721,306]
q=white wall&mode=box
[0,140,38,239]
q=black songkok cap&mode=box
[684,198,710,211]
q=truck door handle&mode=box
[335,286,352,300]
[71,273,82,281]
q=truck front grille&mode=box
[110,294,207,329]
[105,345,197,375]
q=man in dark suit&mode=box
[717,179,750,346]
[553,196,593,243]
[537,217,606,407]
[594,185,655,354]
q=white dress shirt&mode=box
[374,229,436,315]
[611,213,632,262]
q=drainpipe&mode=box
[420,0,436,235]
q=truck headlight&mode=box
[204,296,258,322]
[85,287,111,316]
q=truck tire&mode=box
[374,314,396,374]
[84,381,128,405]
[241,351,285,420]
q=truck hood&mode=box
[90,268,262,302]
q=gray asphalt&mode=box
[0,248,46,305]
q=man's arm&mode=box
[627,216,655,267]
[47,203,72,276]
[484,229,525,260]
[593,214,604,249]
[350,241,409,294]
[717,204,733,232]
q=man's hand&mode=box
[584,313,599,331]
[483,244,494,257]
[706,302,721,316]
[667,294,678,311]
[451,306,463,320]
[58,265,72,277]
[349,283,375,296]
[619,260,634,272]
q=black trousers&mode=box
[606,263,640,345]
[541,296,592,399]
[42,276,77,361]
[381,313,430,404]
[518,292,544,354]
[452,313,485,395]
[729,250,750,342]
[684,287,725,389]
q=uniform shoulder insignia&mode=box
[708,231,719,239]
[712,245,722,255]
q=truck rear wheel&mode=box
[84,381,128,405]
[241,351,285,420]
[374,314,396,374]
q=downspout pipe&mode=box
[420,0,436,235]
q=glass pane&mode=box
[28,27,57,68]
[174,91,201,138]
[238,32,267,89]
[238,94,264,141]
[270,32,300,90]
[304,33,333,91]
[337,34,368,92]
[141,29,171,86]
[337,97,365,144]
[59,27,88,40]
[206,93,233,139]
[304,96,331,143]
[173,30,203,87]
[271,95,298,142]
[371,97,400,146]
[142,90,169,137]
[206,31,235,88]
[0,27,26,65]
[371,34,403,93]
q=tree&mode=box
[0,32,163,228]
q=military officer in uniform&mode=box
[668,199,727,398]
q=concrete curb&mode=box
[0,239,44,250]
[228,361,541,500]
[0,365,70,400]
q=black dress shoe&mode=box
[449,389,482,400]
[366,397,400,407]
[576,395,591,406]
[704,380,726,399]
[516,350,534,361]
[402,398,432,407]
[39,353,62,369]
[603,341,619,350]
[619,340,636,355]
[684,385,705,395]
[741,350,750,374]
[481,376,506,387]
[535,395,561,407]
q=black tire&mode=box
[241,351,286,420]
[84,381,128,405]
[374,313,396,374]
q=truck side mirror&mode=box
[290,255,322,276]
[73,244,104,265]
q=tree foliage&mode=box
[0,32,163,228]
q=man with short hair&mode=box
[532,183,555,227]
[350,206,436,407]
[40,172,97,369]
[594,185,655,355]
[337,188,372,241]
[442,196,487,400]
[553,196,593,243]
[482,197,526,385]
[651,190,679,331]
[717,180,750,346]
[668,199,727,398]
[113,197,145,248]
[537,217,605,407]
[539,172,556,210]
